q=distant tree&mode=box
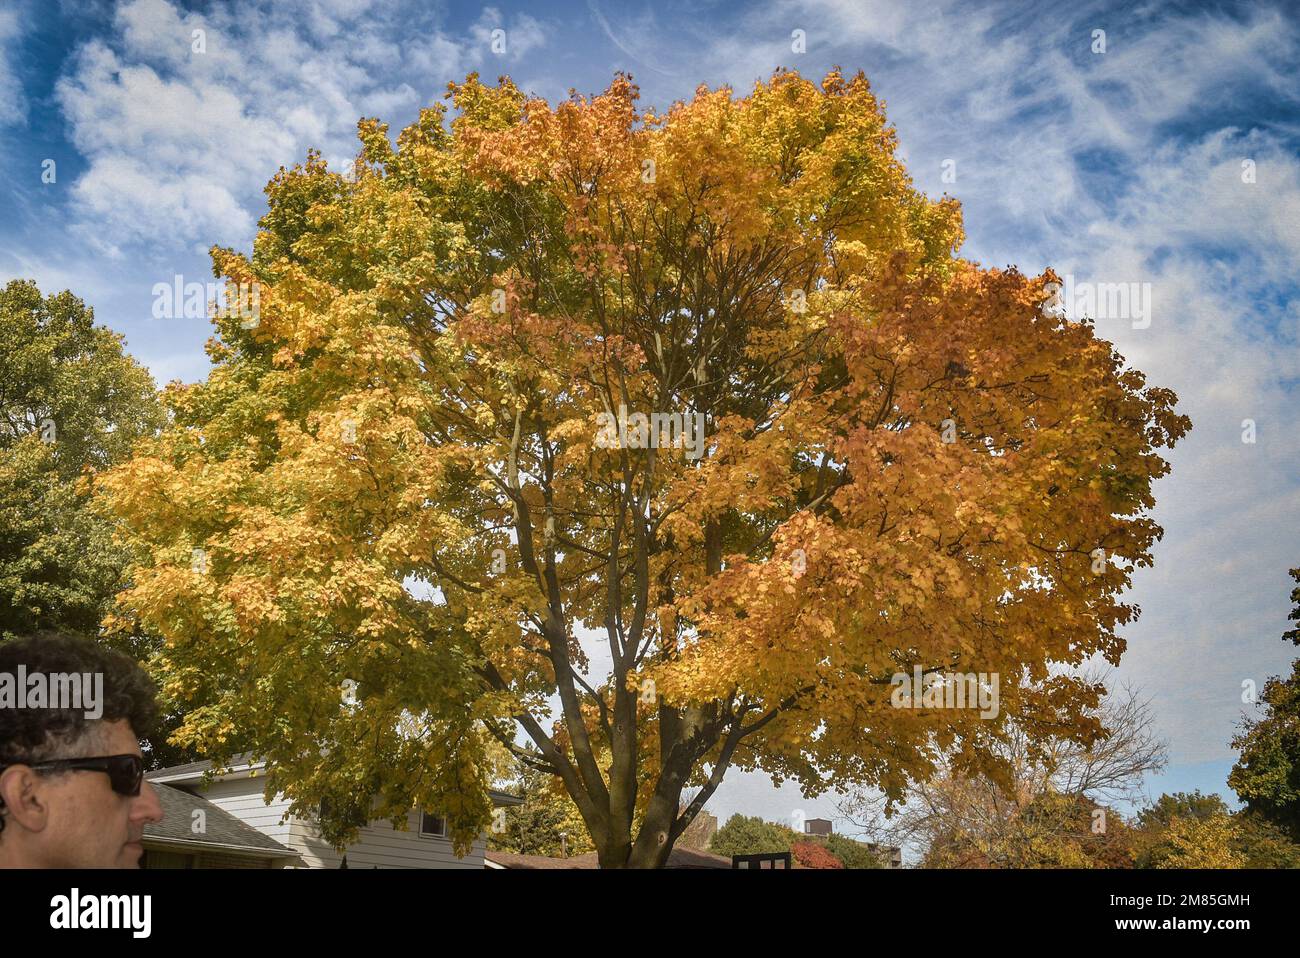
[708,814,797,859]
[1229,567,1300,841]
[1231,811,1300,868]
[489,757,593,857]
[792,840,843,869]
[915,789,1137,869]
[0,279,162,640]
[822,831,884,869]
[1133,791,1299,868]
[0,280,194,769]
[1143,813,1244,869]
[841,676,1163,867]
[1134,789,1228,830]
[706,812,882,867]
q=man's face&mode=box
[31,719,164,868]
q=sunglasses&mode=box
[0,754,145,797]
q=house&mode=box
[142,782,301,869]
[145,755,522,869]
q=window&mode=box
[419,811,447,838]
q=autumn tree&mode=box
[791,839,844,869]
[840,676,1164,867]
[1134,790,1300,868]
[1137,794,1244,870]
[98,68,1189,866]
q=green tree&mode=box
[0,279,163,640]
[1134,791,1300,868]
[489,757,593,857]
[707,813,883,867]
[1229,567,1300,841]
[0,279,196,767]
[708,814,798,858]
[1135,790,1229,830]
[1231,811,1300,868]
[823,831,884,869]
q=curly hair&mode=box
[0,631,159,834]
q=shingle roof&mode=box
[573,847,733,869]
[148,753,260,782]
[144,783,297,859]
[486,847,733,869]
[486,850,590,869]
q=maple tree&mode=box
[96,67,1189,866]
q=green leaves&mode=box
[0,280,163,641]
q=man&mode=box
[0,632,163,867]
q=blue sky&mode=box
[2,0,1298,839]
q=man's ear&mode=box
[0,765,52,835]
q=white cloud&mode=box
[471,6,548,61]
[53,0,552,254]
[1076,131,1300,762]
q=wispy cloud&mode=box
[0,3,29,126]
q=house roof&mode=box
[485,850,589,869]
[148,755,523,806]
[148,752,261,783]
[144,783,299,860]
[486,847,733,869]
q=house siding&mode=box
[186,777,296,844]
[286,807,487,869]
[183,776,486,869]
